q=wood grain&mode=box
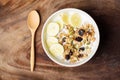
[0,0,120,80]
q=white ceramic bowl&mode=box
[41,8,100,67]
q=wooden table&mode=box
[0,0,120,80]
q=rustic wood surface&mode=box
[0,0,120,80]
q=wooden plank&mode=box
[0,0,120,80]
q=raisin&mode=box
[65,54,70,60]
[75,37,83,42]
[78,54,84,58]
[69,50,73,55]
[79,47,85,51]
[78,29,85,36]
[62,37,66,43]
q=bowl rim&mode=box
[41,8,100,67]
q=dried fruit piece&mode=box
[78,54,84,58]
[79,47,85,51]
[65,54,70,60]
[78,29,85,36]
[62,37,66,43]
[75,37,83,42]
[69,50,73,55]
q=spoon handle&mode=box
[30,32,35,71]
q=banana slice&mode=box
[46,37,58,47]
[70,13,82,28]
[53,15,64,30]
[61,13,69,24]
[49,44,64,59]
[56,20,64,30]
[47,22,59,36]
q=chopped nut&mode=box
[70,56,78,63]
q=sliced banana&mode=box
[47,22,59,36]
[56,19,64,30]
[61,13,69,24]
[49,44,64,59]
[70,13,82,28]
[46,37,58,47]
[53,15,64,29]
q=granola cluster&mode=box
[57,24,95,63]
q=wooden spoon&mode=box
[27,10,40,71]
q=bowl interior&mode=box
[41,8,100,67]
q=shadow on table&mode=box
[83,10,110,60]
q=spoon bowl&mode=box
[27,10,40,31]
